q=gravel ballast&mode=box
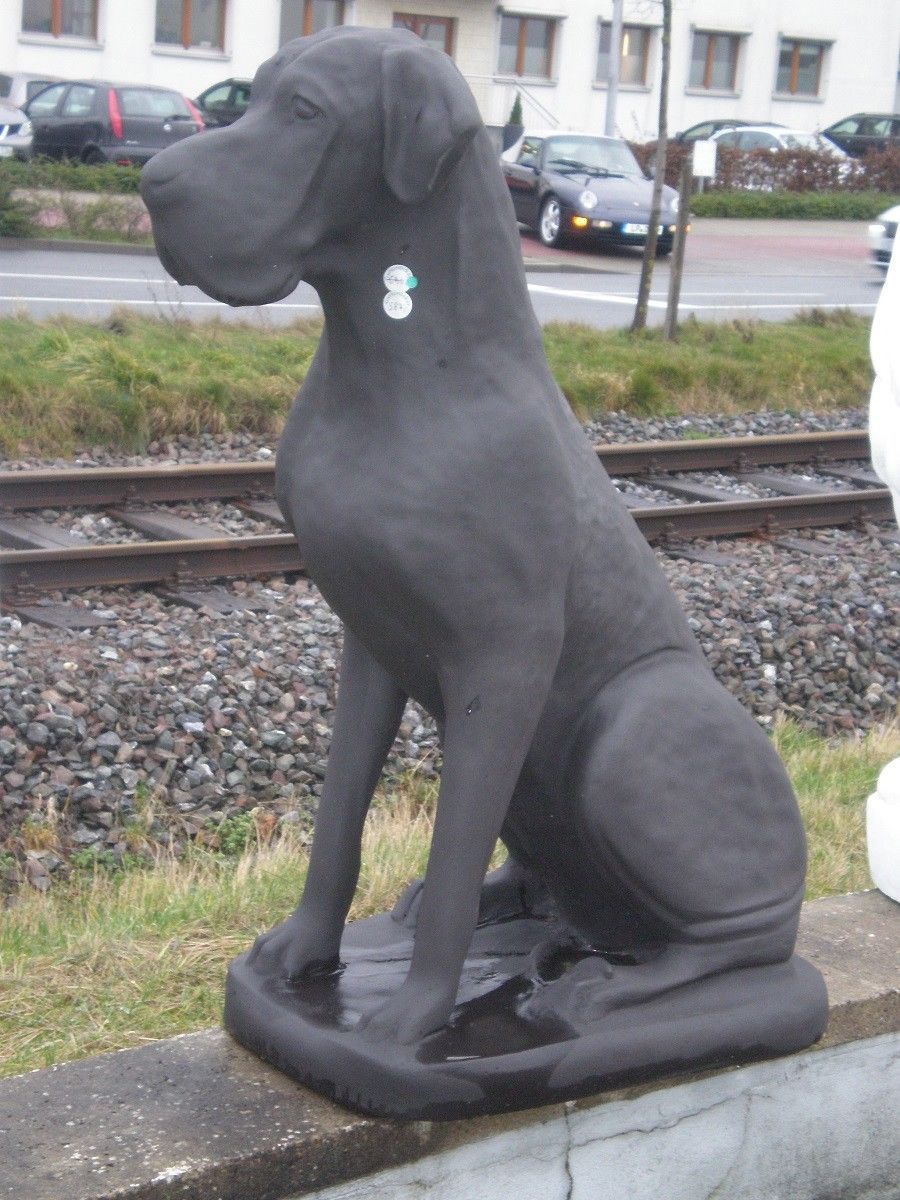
[1,407,896,887]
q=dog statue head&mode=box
[141,27,482,306]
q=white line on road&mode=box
[0,295,320,310]
[527,283,875,312]
[0,271,169,285]
[528,283,662,307]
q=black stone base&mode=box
[224,906,828,1121]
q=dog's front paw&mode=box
[247,912,341,981]
[357,981,454,1045]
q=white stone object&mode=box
[869,231,900,523]
[867,758,900,903]
[867,232,900,902]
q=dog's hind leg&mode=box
[248,627,406,981]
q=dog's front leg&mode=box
[249,628,406,979]
[358,644,559,1044]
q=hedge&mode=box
[0,158,142,195]
[631,142,900,195]
[689,190,899,220]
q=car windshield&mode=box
[118,88,191,118]
[543,136,641,177]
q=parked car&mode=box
[0,99,32,160]
[501,130,679,252]
[0,71,64,109]
[673,118,783,143]
[194,77,251,128]
[822,113,900,158]
[869,204,899,270]
[24,79,204,166]
[710,125,849,160]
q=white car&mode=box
[0,99,32,160]
[711,125,849,159]
[869,204,899,271]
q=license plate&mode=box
[0,146,14,158]
[622,222,665,236]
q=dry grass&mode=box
[1,722,895,1080]
[0,310,872,456]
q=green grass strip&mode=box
[0,720,895,1079]
[0,309,873,456]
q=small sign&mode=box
[692,139,717,179]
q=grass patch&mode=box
[0,721,895,1079]
[691,190,899,220]
[0,309,873,456]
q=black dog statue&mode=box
[141,26,827,1119]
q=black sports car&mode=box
[501,130,679,252]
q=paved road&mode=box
[0,219,884,329]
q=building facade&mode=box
[3,0,899,140]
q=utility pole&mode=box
[631,0,671,333]
[663,155,692,339]
[604,0,624,137]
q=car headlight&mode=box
[19,120,32,138]
[869,223,887,237]
[578,189,598,211]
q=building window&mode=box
[597,22,651,86]
[689,30,740,91]
[21,0,97,39]
[155,0,226,50]
[392,13,454,55]
[280,0,344,43]
[498,14,556,78]
[776,39,825,96]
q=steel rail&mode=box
[0,430,872,511]
[0,488,891,594]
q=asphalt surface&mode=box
[0,219,884,329]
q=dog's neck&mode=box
[304,129,554,407]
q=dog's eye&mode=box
[292,95,323,121]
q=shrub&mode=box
[630,140,900,201]
[0,157,142,195]
[690,189,899,220]
[0,174,34,236]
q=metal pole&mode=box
[604,0,624,137]
[664,156,692,340]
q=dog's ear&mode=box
[381,42,481,206]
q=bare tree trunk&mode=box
[631,0,671,333]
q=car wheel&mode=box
[655,243,673,258]
[538,196,564,247]
[82,148,105,165]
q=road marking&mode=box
[0,295,320,310]
[527,283,875,313]
[0,271,169,285]
[679,301,877,312]
[528,283,665,308]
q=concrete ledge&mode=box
[0,891,896,1200]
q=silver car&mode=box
[0,98,31,160]
[869,204,899,271]
[0,70,64,109]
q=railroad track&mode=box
[0,430,891,601]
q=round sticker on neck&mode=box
[383,291,413,320]
[384,264,414,293]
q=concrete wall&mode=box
[304,1034,900,1200]
[2,1,898,138]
